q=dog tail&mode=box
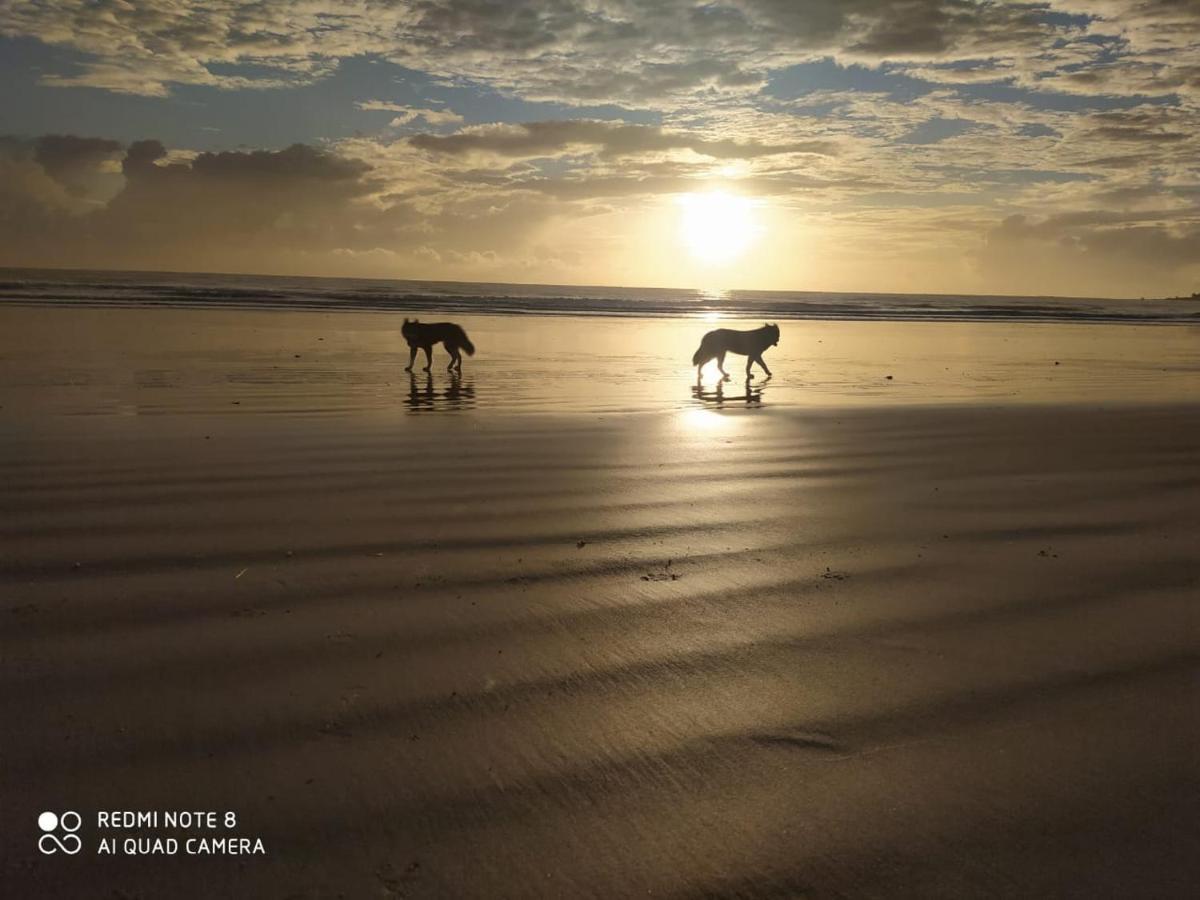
[460,330,476,356]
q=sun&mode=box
[677,191,760,266]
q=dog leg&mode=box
[717,352,730,381]
[404,346,416,372]
[422,346,433,372]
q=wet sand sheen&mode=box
[3,305,1200,416]
[4,397,1199,897]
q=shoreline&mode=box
[3,305,1199,419]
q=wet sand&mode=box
[3,305,1200,416]
[2,306,1199,897]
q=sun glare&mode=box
[677,191,759,266]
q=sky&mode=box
[1,1,1198,297]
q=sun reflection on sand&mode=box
[7,308,1200,419]
[683,377,768,428]
[679,405,737,432]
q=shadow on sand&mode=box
[691,376,769,408]
[404,373,476,412]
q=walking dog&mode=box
[402,318,476,373]
[692,323,780,380]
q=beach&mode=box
[3,303,1199,897]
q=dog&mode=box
[402,318,476,372]
[692,323,780,380]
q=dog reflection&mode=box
[691,376,767,407]
[405,373,476,412]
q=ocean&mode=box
[2,267,1197,324]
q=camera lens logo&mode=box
[38,811,82,855]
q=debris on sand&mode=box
[576,540,588,549]
[642,559,681,582]
[821,567,849,581]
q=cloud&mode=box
[978,211,1200,295]
[0,134,124,216]
[356,101,465,127]
[3,118,1198,295]
[409,120,836,160]
[4,1,1189,106]
[30,134,124,204]
[1083,108,1193,143]
[0,132,610,281]
[0,2,1198,293]
[0,137,385,269]
[842,0,1050,58]
[33,134,121,180]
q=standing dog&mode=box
[402,318,476,372]
[692,323,780,380]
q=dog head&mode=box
[765,322,780,346]
[402,317,419,338]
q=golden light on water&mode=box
[677,191,759,267]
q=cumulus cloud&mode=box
[0,132,628,280]
[0,138,385,269]
[33,134,121,181]
[30,134,125,205]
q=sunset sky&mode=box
[1,1,1197,297]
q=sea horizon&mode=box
[3,265,1198,325]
